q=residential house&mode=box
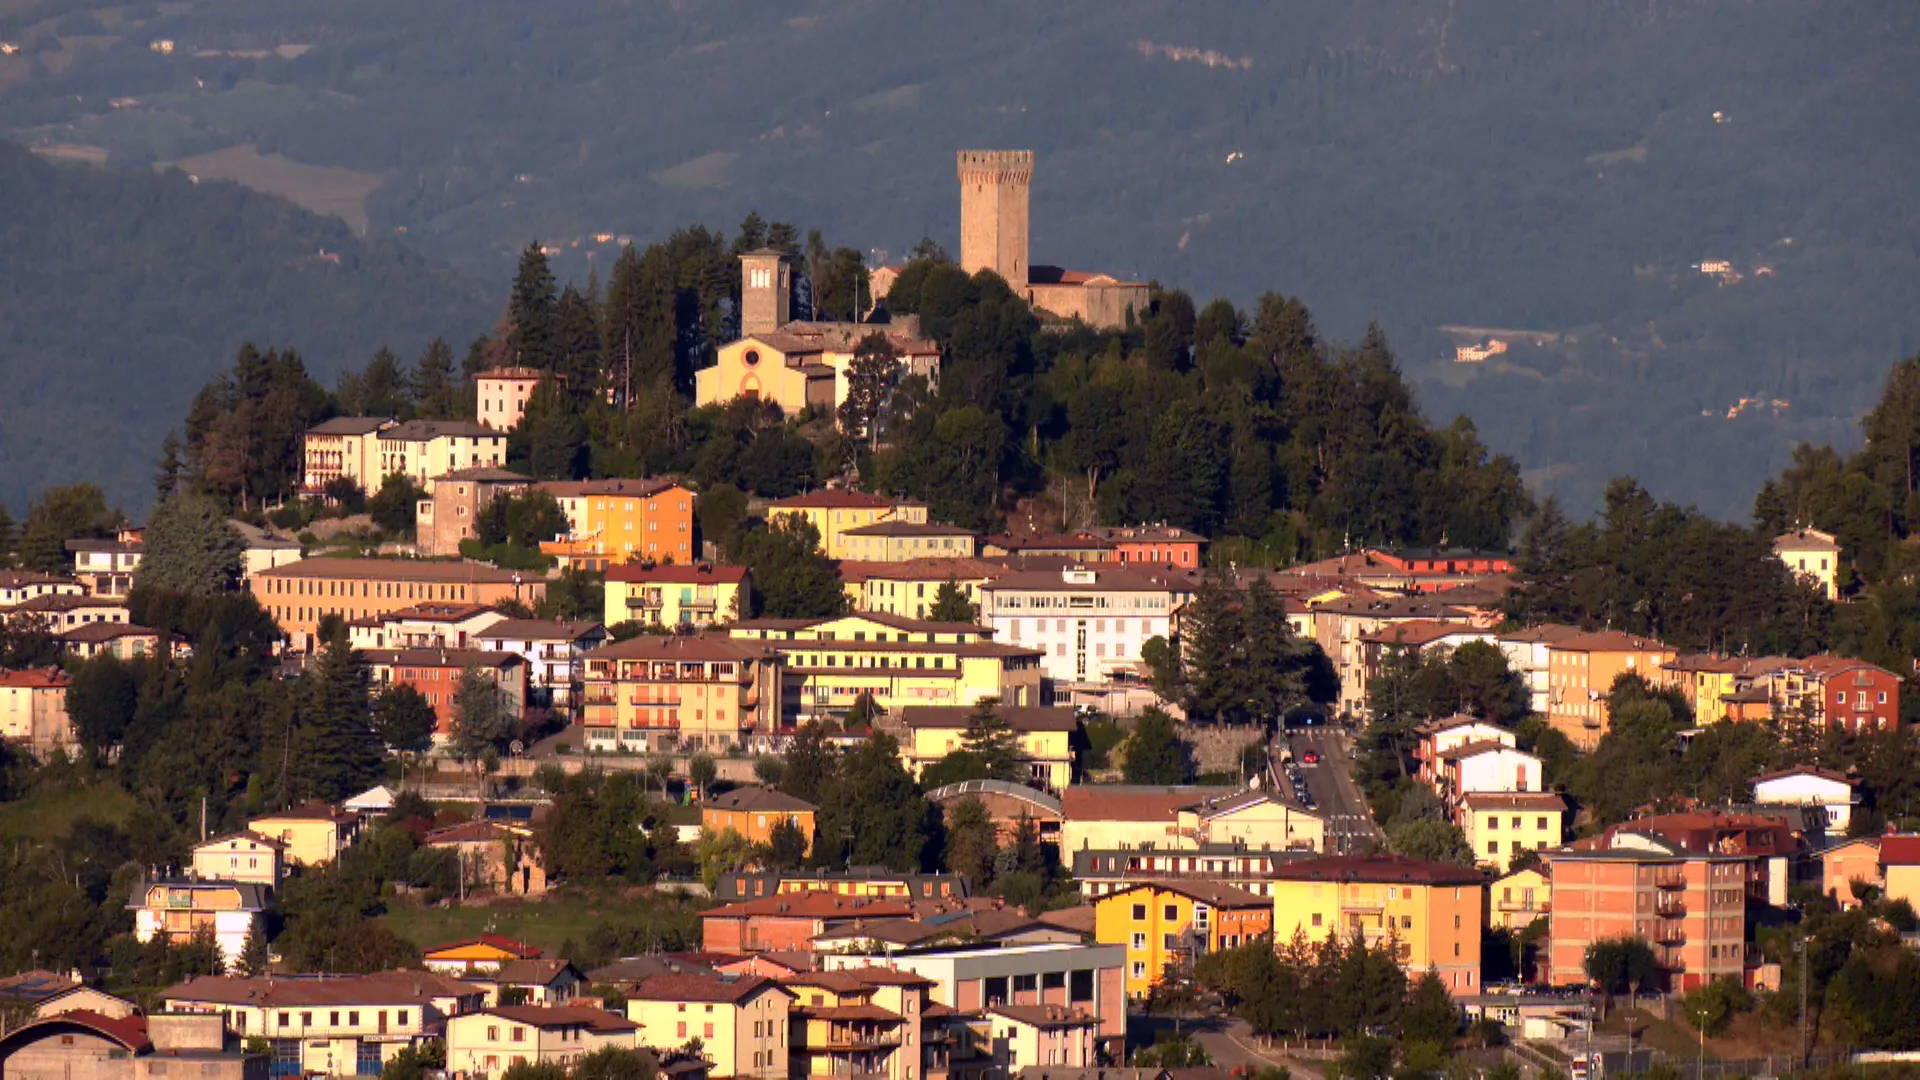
[925,781,1065,851]
[376,420,509,489]
[230,520,304,581]
[1663,654,1753,727]
[1486,866,1550,931]
[816,942,1129,1046]
[808,909,1080,957]
[472,619,607,712]
[625,974,793,1080]
[1267,855,1486,994]
[1543,630,1676,750]
[0,668,73,757]
[985,1004,1099,1073]
[1496,625,1584,717]
[1434,743,1544,813]
[66,535,143,597]
[1059,785,1322,856]
[1767,655,1903,734]
[416,467,533,557]
[897,705,1082,791]
[1,592,130,632]
[302,417,393,493]
[701,893,918,954]
[730,613,1045,722]
[976,566,1192,688]
[1816,837,1882,909]
[1542,841,1749,992]
[1459,793,1567,872]
[444,1006,638,1076]
[347,603,507,651]
[188,832,285,890]
[252,558,544,653]
[361,648,527,739]
[702,787,817,850]
[1092,882,1272,997]
[0,570,84,609]
[1774,527,1840,601]
[1309,596,1487,718]
[0,1010,262,1080]
[764,491,930,561]
[838,558,1009,621]
[468,961,585,1007]
[602,564,748,630]
[476,367,548,431]
[1357,621,1497,707]
[162,970,484,1075]
[1754,766,1858,833]
[1069,844,1312,900]
[248,802,359,867]
[58,622,162,660]
[536,479,698,570]
[578,634,784,753]
[422,820,546,896]
[1412,715,1516,788]
[782,968,933,1080]
[425,937,546,977]
[1596,811,1802,906]
[839,521,980,563]
[1076,526,1205,569]
[128,875,268,971]
[1879,835,1920,909]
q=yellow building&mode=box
[301,417,392,493]
[1486,866,1550,931]
[423,936,545,976]
[729,613,1043,721]
[579,634,785,753]
[1093,881,1273,998]
[782,968,934,1080]
[839,558,1006,620]
[625,973,793,1080]
[1269,854,1486,995]
[1663,655,1746,726]
[445,1006,637,1076]
[1775,527,1840,601]
[703,787,817,851]
[188,831,285,889]
[0,667,72,757]
[897,705,1080,790]
[247,802,358,867]
[765,492,929,561]
[537,479,698,569]
[376,420,508,488]
[1460,792,1567,873]
[163,971,486,1075]
[603,564,748,630]
[838,522,979,563]
[1059,786,1325,856]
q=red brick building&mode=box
[1543,844,1750,992]
[701,892,916,954]
[361,648,528,736]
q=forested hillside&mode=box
[0,141,495,512]
[0,1,1915,514]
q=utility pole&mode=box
[1799,936,1810,1068]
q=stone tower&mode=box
[956,150,1033,290]
[739,248,791,337]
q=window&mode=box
[1487,840,1499,854]
[1487,816,1499,830]
[1311,913,1323,927]
[1130,962,1146,978]
[487,1026,500,1041]
[1164,904,1179,921]
[1131,932,1147,950]
[1131,903,1147,920]
[348,1012,359,1027]
[511,1028,525,1043]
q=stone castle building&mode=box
[956,149,1149,330]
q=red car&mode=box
[1301,750,1320,765]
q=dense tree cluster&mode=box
[1197,931,1457,1060]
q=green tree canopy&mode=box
[136,493,243,596]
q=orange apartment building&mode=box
[1542,846,1749,992]
[702,786,818,851]
[577,633,784,753]
[253,558,544,652]
[537,479,698,570]
[1544,630,1677,750]
[1076,526,1207,568]
[361,648,528,737]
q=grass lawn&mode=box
[1599,1007,1712,1060]
[0,779,139,841]
[380,887,697,957]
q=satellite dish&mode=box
[509,740,525,755]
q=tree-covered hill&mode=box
[0,140,495,513]
[0,0,1916,515]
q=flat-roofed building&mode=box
[1542,842,1749,992]
[252,557,544,652]
[817,942,1128,1045]
[1268,854,1485,995]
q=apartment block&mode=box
[1543,845,1749,992]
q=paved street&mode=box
[1284,725,1382,854]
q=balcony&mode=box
[686,596,718,612]
[625,595,664,610]
[816,1029,902,1051]
[1655,927,1687,947]
[1655,896,1686,917]
[1654,870,1687,890]
[1496,898,1542,913]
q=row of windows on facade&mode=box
[263,579,474,600]
[991,596,1170,611]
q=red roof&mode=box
[630,973,789,1004]
[38,1010,151,1052]
[704,893,915,920]
[1879,835,1920,866]
[481,1005,636,1032]
[427,934,544,959]
[1267,854,1485,887]
[0,667,69,688]
[767,491,915,510]
[604,564,749,586]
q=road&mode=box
[1138,1015,1326,1079]
[1284,725,1382,855]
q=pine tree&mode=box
[959,703,1024,782]
[838,333,904,451]
[508,242,558,371]
[451,666,516,762]
[155,431,186,502]
[412,338,458,419]
[928,578,977,623]
[136,493,244,596]
[553,284,602,400]
[289,637,383,803]
[0,502,14,569]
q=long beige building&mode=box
[252,558,545,651]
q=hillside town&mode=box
[3,149,1920,1080]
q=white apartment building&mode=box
[978,567,1191,686]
